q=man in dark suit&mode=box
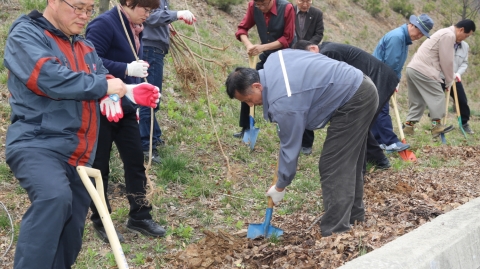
[294,40,398,169]
[294,0,324,45]
[295,0,324,155]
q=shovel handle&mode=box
[248,56,258,118]
[268,161,280,208]
[391,92,405,141]
[443,89,450,125]
[77,166,129,269]
[452,82,461,118]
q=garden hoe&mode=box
[242,55,260,151]
[391,92,417,161]
[441,90,450,144]
[452,82,468,139]
[77,166,129,269]
[247,161,283,239]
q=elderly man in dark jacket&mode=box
[226,49,378,237]
[294,40,399,169]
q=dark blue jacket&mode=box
[4,11,109,167]
[86,6,142,114]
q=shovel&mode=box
[247,161,283,239]
[452,82,468,139]
[242,56,260,151]
[391,92,417,162]
[440,90,450,144]
[77,166,129,269]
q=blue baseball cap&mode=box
[409,14,434,38]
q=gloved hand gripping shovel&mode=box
[391,92,417,161]
[77,166,129,269]
[452,82,468,139]
[242,56,260,151]
[247,161,284,239]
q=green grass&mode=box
[20,0,47,11]
[0,163,12,182]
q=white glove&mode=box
[266,185,286,205]
[126,60,149,78]
[177,10,196,25]
[100,95,123,122]
[455,73,461,82]
[125,82,161,108]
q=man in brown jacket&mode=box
[404,19,476,137]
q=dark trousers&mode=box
[370,102,400,145]
[442,81,470,125]
[90,113,152,226]
[7,148,91,268]
[239,55,267,129]
[319,76,378,236]
[302,122,386,165]
[140,46,165,151]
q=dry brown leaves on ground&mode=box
[165,146,480,268]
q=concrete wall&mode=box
[339,197,480,269]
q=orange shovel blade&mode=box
[398,138,417,162]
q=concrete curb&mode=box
[338,196,480,269]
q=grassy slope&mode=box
[0,0,480,268]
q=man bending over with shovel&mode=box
[225,49,378,236]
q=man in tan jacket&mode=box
[403,19,476,138]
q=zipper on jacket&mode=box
[70,36,93,166]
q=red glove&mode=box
[455,73,461,82]
[125,82,161,108]
[177,10,196,25]
[100,95,123,122]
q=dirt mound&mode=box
[166,146,480,268]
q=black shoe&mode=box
[301,147,312,155]
[143,149,161,164]
[158,139,165,147]
[374,157,391,170]
[126,218,166,237]
[233,129,245,138]
[462,123,474,134]
[92,222,125,243]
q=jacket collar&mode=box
[28,10,73,41]
[402,24,412,46]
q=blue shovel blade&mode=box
[242,116,260,150]
[440,133,446,144]
[247,208,283,239]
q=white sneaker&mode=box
[385,142,410,152]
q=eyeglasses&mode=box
[142,7,153,15]
[254,0,271,8]
[298,0,312,3]
[63,0,96,17]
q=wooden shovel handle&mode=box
[452,82,461,117]
[77,166,129,269]
[248,56,258,117]
[268,161,279,208]
[391,92,405,141]
[443,89,450,125]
